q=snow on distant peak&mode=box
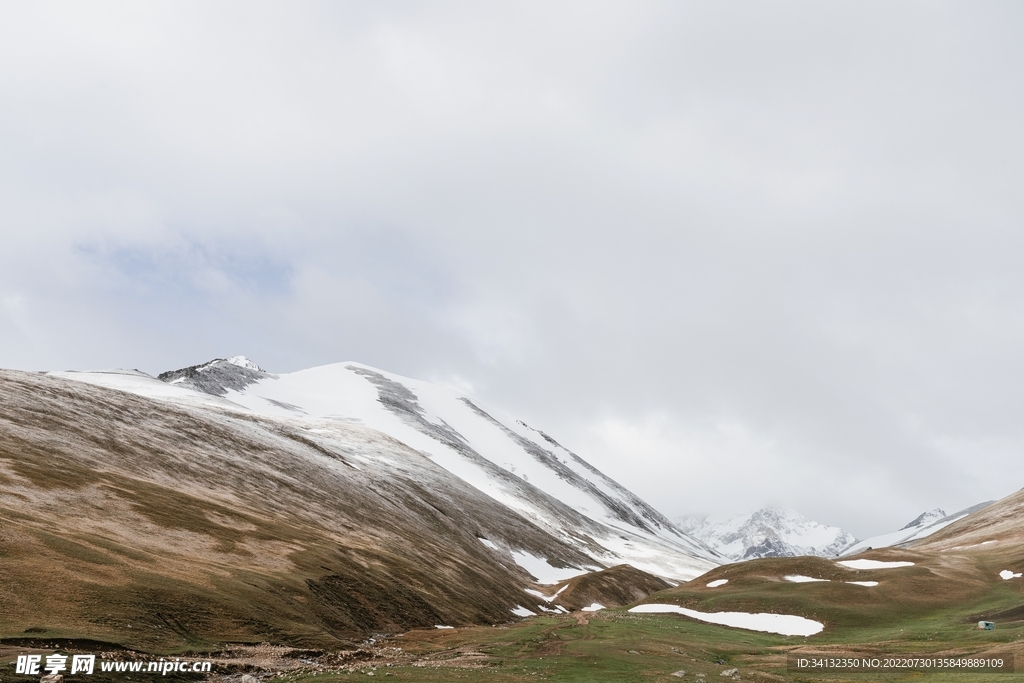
[226,356,263,372]
[900,508,946,530]
[679,506,856,561]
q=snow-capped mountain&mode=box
[679,506,856,561]
[901,508,947,530]
[839,502,994,556]
[51,358,722,581]
[3,359,725,647]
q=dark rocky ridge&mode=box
[157,358,269,396]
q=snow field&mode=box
[999,570,1022,580]
[785,576,879,587]
[837,559,913,570]
[629,604,823,636]
[706,579,728,588]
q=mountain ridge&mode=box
[839,502,995,556]
[679,506,856,561]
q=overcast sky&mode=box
[3,1,1024,537]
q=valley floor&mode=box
[5,605,1022,683]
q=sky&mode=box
[2,1,1024,538]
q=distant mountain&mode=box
[0,358,721,647]
[840,502,995,556]
[678,507,856,561]
[911,492,1022,551]
[900,508,947,530]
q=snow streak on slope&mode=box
[839,502,994,556]
[53,359,720,580]
[679,507,856,561]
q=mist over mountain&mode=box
[679,507,856,561]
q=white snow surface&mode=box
[629,604,823,637]
[226,356,263,371]
[510,550,589,585]
[785,575,829,583]
[52,360,719,581]
[511,606,536,617]
[679,507,855,561]
[999,570,1022,580]
[46,369,239,409]
[847,581,878,586]
[525,584,569,602]
[706,579,728,588]
[837,559,914,570]
[581,603,605,612]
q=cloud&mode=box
[2,2,1024,535]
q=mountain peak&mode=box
[679,506,856,561]
[156,357,269,396]
[900,508,947,530]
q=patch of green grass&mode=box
[294,605,1022,683]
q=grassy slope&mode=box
[237,601,1024,682]
[6,543,1018,682]
[220,542,1022,681]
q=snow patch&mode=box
[510,550,586,585]
[785,575,829,583]
[524,588,558,602]
[999,570,1022,580]
[629,604,823,636]
[837,559,914,570]
[846,581,878,587]
[581,603,605,612]
[478,538,499,550]
[706,579,728,588]
[434,625,454,629]
[511,605,536,617]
